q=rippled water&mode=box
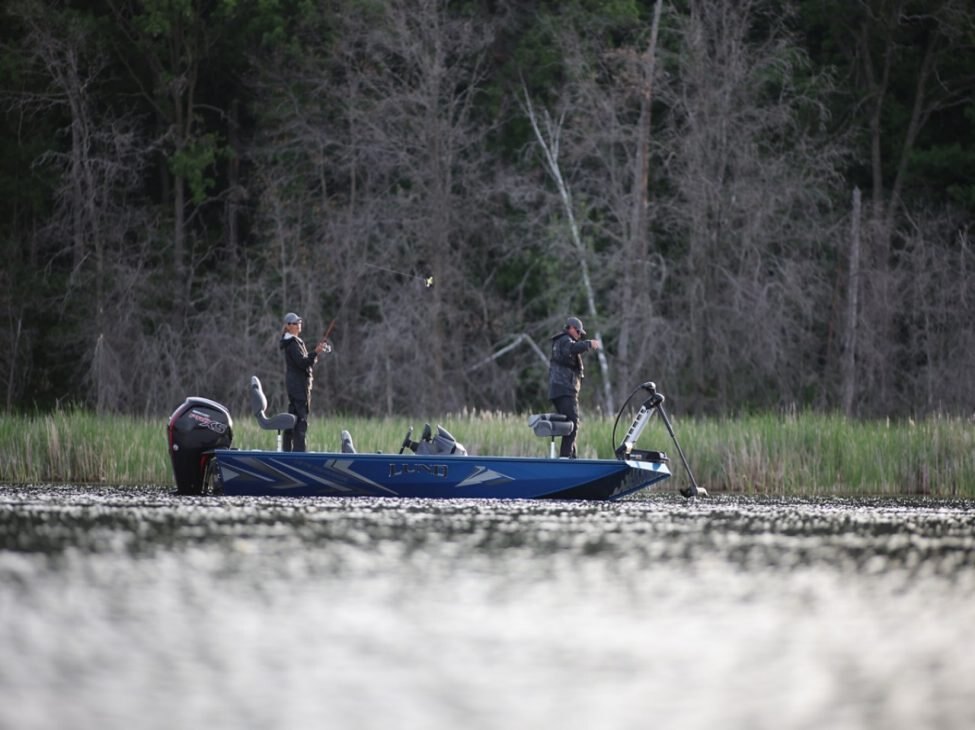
[1,486,974,730]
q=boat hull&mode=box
[210,450,671,500]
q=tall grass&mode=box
[679,412,975,497]
[1,409,972,497]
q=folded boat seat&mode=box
[408,423,468,456]
[527,413,574,458]
[249,376,297,432]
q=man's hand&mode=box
[590,339,601,350]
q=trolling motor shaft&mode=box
[615,381,707,498]
[614,382,663,460]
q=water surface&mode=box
[2,486,973,729]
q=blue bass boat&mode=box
[167,378,702,500]
[207,449,669,500]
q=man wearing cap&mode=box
[548,316,601,458]
[280,312,330,451]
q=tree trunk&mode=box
[841,187,861,416]
[522,88,615,414]
[618,0,664,392]
[225,99,241,270]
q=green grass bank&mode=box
[1,410,973,497]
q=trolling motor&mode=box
[614,382,707,498]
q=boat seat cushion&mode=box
[250,375,297,431]
[527,413,574,438]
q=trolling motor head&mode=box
[641,381,663,401]
[641,381,664,409]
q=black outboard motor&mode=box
[167,397,234,494]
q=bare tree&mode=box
[8,0,155,412]
[248,0,518,416]
[655,0,847,410]
[840,187,862,416]
[0,303,28,412]
[834,0,975,410]
[615,0,665,395]
[512,0,845,412]
[895,212,975,413]
[520,86,615,414]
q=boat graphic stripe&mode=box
[219,455,401,495]
[222,456,317,491]
[454,466,514,488]
[323,459,398,496]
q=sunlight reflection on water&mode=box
[1,486,974,730]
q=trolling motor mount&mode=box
[613,381,708,498]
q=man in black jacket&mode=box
[279,312,330,451]
[548,316,601,458]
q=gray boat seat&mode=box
[250,376,297,431]
[527,413,574,438]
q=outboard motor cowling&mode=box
[168,397,233,494]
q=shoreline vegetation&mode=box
[1,410,973,498]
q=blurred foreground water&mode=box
[1,486,974,730]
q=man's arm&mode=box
[568,338,600,354]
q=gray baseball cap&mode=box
[283,312,302,325]
[566,316,586,336]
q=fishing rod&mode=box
[318,319,337,352]
[363,262,434,288]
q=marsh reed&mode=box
[1,409,972,497]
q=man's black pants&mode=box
[551,394,579,458]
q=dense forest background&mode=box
[1,0,973,419]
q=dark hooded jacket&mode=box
[280,333,318,400]
[548,331,594,399]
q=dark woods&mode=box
[1,0,973,419]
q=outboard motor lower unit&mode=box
[168,397,234,494]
